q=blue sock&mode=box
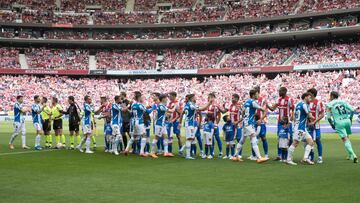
[197,136,203,151]
[205,145,208,156]
[263,139,268,155]
[309,150,314,161]
[226,146,229,157]
[230,145,235,156]
[157,138,161,151]
[105,136,109,150]
[168,143,172,153]
[191,144,196,156]
[136,141,140,154]
[239,148,243,157]
[277,143,281,157]
[316,139,323,157]
[216,135,223,154]
[281,150,287,160]
[160,138,164,151]
[252,149,255,157]
[210,145,214,156]
[145,143,150,153]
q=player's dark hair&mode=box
[100,96,107,101]
[330,91,339,99]
[16,95,23,100]
[159,94,168,102]
[232,94,239,100]
[208,92,216,98]
[281,117,289,125]
[301,92,312,100]
[307,88,317,97]
[152,92,161,98]
[134,91,142,101]
[279,87,287,97]
[169,91,177,97]
[222,115,229,122]
[34,95,39,100]
[42,97,48,102]
[68,96,75,102]
[254,86,260,93]
[205,113,214,122]
[84,95,90,101]
[249,89,257,98]
[188,94,195,101]
[52,97,58,103]
[120,92,127,98]
[114,95,120,102]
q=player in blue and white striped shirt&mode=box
[9,95,30,150]
[32,95,43,150]
[76,95,95,154]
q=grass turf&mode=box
[0,121,359,203]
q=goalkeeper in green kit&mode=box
[326,91,357,163]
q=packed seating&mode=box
[161,6,226,23]
[299,0,360,13]
[61,0,125,12]
[25,48,89,70]
[96,50,157,70]
[0,48,21,69]
[2,70,359,112]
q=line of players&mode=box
[8,86,358,164]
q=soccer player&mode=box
[150,94,175,158]
[222,115,236,159]
[99,96,112,152]
[76,96,95,154]
[120,92,131,151]
[307,88,324,163]
[202,113,215,159]
[32,95,43,150]
[179,94,213,160]
[192,112,203,157]
[41,97,52,148]
[124,91,151,156]
[167,91,182,154]
[232,89,268,163]
[207,93,223,158]
[62,96,81,150]
[51,97,64,148]
[278,117,291,162]
[267,87,295,161]
[326,91,357,163]
[9,95,30,149]
[286,92,315,165]
[110,95,126,155]
[253,86,269,159]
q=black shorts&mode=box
[69,123,79,132]
[42,119,51,132]
[53,119,63,130]
[122,122,130,134]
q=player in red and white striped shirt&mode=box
[206,93,222,157]
[307,88,324,163]
[167,91,183,154]
[267,87,295,161]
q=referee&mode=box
[41,97,52,148]
[62,96,81,150]
[51,97,64,148]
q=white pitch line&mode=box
[0,149,56,156]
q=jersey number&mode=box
[335,105,347,115]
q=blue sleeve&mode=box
[222,124,225,131]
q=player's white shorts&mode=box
[111,124,121,136]
[13,122,26,134]
[294,130,311,142]
[154,125,167,137]
[131,121,145,136]
[33,122,42,131]
[279,138,289,149]
[185,126,195,139]
[243,125,256,137]
[204,131,213,145]
[82,124,92,135]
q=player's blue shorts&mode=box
[278,123,292,138]
[104,123,112,135]
[167,121,180,137]
[257,123,266,138]
[236,127,242,141]
[307,126,321,140]
[225,133,235,142]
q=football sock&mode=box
[210,145,214,156]
[21,134,26,147]
[287,145,295,161]
[263,139,268,156]
[56,136,60,145]
[85,137,91,151]
[304,144,313,160]
[61,134,66,145]
[70,136,75,148]
[140,137,146,154]
[48,135,53,146]
[226,146,229,157]
[235,143,243,157]
[92,136,97,145]
[277,143,281,158]
[185,140,191,158]
[230,145,235,156]
[345,140,356,157]
[9,133,18,144]
[251,137,261,159]
[197,136,203,151]
[35,134,41,147]
[205,145,209,156]
[316,139,323,157]
[168,139,173,153]
[164,138,169,154]
[125,137,134,151]
[151,139,158,154]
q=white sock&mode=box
[140,137,146,154]
[112,136,119,153]
[180,144,185,152]
[125,137,134,151]
[151,139,157,153]
[35,134,41,147]
[304,145,313,160]
[164,138,169,154]
[235,143,243,156]
[185,140,191,158]
[21,134,26,147]
[251,137,261,159]
[79,136,86,147]
[287,145,295,161]
[9,133,18,144]
[85,137,91,151]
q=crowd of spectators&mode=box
[96,50,157,70]
[0,48,21,69]
[299,0,360,13]
[161,6,226,23]
[93,11,158,24]
[2,71,359,113]
[25,48,89,70]
[60,0,125,12]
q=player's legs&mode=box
[9,122,21,149]
[112,125,123,155]
[308,127,316,161]
[172,121,182,151]
[315,129,323,162]
[211,127,222,157]
[195,127,203,156]
[184,126,195,159]
[34,123,43,150]
[260,124,268,158]
[337,121,357,162]
[276,123,282,160]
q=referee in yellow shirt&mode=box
[41,97,52,148]
[51,97,65,149]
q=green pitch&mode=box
[0,121,359,203]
